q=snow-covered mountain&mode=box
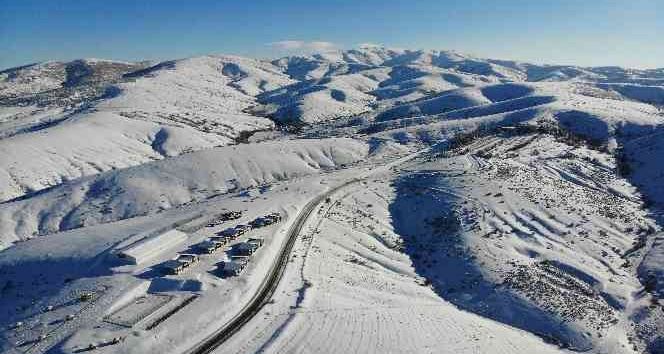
[1,47,663,354]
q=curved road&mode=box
[187,178,361,354]
[186,145,437,354]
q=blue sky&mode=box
[1,0,662,70]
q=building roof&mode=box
[117,229,187,265]
[236,242,258,250]
[223,261,245,271]
[176,254,198,263]
[230,255,250,264]
[198,240,219,249]
[161,259,184,270]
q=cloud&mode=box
[269,40,306,50]
[268,40,337,53]
[358,43,383,49]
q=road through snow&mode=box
[186,146,435,354]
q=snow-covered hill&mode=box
[1,46,663,354]
[0,138,367,248]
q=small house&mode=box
[231,255,250,263]
[235,242,259,256]
[249,217,267,228]
[247,238,264,247]
[250,213,282,228]
[206,211,242,227]
[175,254,199,268]
[265,212,282,223]
[221,260,246,276]
[161,259,185,275]
[223,211,242,220]
[196,240,223,254]
[235,224,252,235]
[217,225,250,240]
[217,228,238,239]
[209,236,229,245]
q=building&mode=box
[217,224,250,240]
[247,238,264,247]
[234,224,252,235]
[230,255,250,263]
[196,239,224,254]
[220,260,246,276]
[209,235,229,245]
[250,213,282,228]
[235,242,259,256]
[161,259,185,275]
[116,229,188,265]
[224,211,242,220]
[160,254,199,275]
[176,254,199,268]
[206,211,242,227]
[265,212,282,223]
[217,228,238,239]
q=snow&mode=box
[257,73,380,123]
[0,138,368,248]
[1,45,663,354]
[0,111,230,202]
[0,62,66,98]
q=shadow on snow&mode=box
[389,172,592,350]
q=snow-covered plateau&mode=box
[1,47,663,354]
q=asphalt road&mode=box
[186,178,360,354]
[186,145,435,354]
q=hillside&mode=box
[1,46,663,354]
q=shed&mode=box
[117,229,187,265]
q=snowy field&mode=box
[1,46,663,353]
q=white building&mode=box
[116,229,187,265]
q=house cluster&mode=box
[159,212,281,277]
[219,238,264,276]
[161,254,200,275]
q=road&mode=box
[186,178,360,354]
[186,146,436,354]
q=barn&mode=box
[116,229,188,265]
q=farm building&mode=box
[117,229,187,265]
